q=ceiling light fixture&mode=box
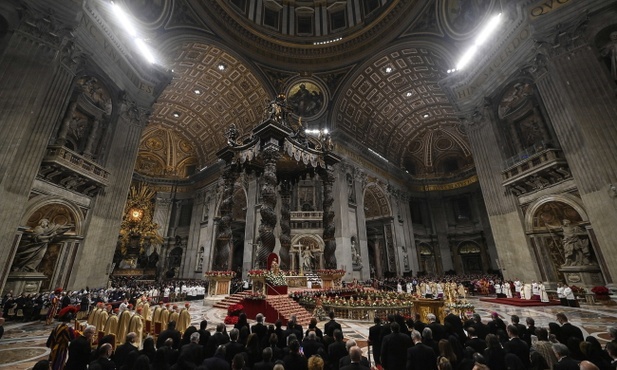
[423,114,430,119]
[217,63,226,71]
[406,92,412,97]
[194,89,202,95]
[456,13,502,70]
[172,112,181,118]
[385,67,393,73]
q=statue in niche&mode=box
[12,219,72,273]
[550,219,593,266]
[302,246,314,271]
[347,173,356,203]
[196,247,204,271]
[351,238,362,270]
[148,250,159,268]
[601,31,617,81]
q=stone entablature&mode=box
[501,148,571,196]
[38,145,110,196]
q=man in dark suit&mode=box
[254,347,275,370]
[205,323,230,358]
[283,339,308,370]
[252,313,268,343]
[325,311,343,337]
[65,325,95,370]
[471,313,489,340]
[202,345,231,370]
[605,342,617,369]
[487,312,507,336]
[464,327,486,354]
[302,330,325,359]
[198,319,211,347]
[286,315,304,341]
[89,343,116,370]
[381,322,412,370]
[524,317,537,347]
[406,330,437,370]
[368,317,382,366]
[157,321,182,349]
[338,339,370,369]
[553,343,580,370]
[556,312,584,344]
[340,346,370,370]
[510,315,528,342]
[427,313,446,341]
[503,324,530,368]
[328,329,348,370]
[225,328,246,365]
[113,331,138,369]
[177,332,205,369]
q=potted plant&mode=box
[591,286,611,301]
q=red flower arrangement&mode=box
[315,269,346,276]
[570,285,586,295]
[204,270,236,278]
[591,286,610,295]
[245,292,266,300]
[227,303,244,316]
[224,315,239,325]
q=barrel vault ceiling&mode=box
[117,0,499,181]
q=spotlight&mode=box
[194,89,202,95]
[423,114,430,119]
[217,63,226,71]
[385,67,393,73]
[406,92,412,97]
[172,112,181,118]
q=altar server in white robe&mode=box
[523,282,533,300]
[504,281,513,298]
[539,282,549,302]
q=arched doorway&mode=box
[10,199,82,292]
[418,243,436,275]
[458,241,482,274]
[364,183,394,277]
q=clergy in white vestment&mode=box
[504,281,513,298]
[514,280,522,298]
[523,282,533,300]
[539,282,549,302]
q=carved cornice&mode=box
[534,16,590,58]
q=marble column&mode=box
[0,16,79,292]
[242,175,258,277]
[532,29,617,284]
[68,98,150,289]
[461,107,540,281]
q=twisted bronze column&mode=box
[213,165,238,270]
[279,179,292,269]
[319,166,337,268]
[257,145,280,267]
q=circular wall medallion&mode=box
[285,79,328,120]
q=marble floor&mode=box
[1,296,616,369]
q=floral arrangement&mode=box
[224,303,244,325]
[248,269,267,277]
[315,269,346,276]
[591,286,610,295]
[297,290,415,308]
[264,269,287,286]
[204,270,236,278]
[227,303,244,316]
[289,287,362,300]
[570,285,586,295]
[245,292,266,300]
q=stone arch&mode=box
[290,233,325,271]
[524,194,588,232]
[457,240,483,274]
[21,196,84,235]
[362,182,391,219]
[417,242,436,275]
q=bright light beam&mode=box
[455,13,502,70]
[111,1,138,37]
[135,39,156,64]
